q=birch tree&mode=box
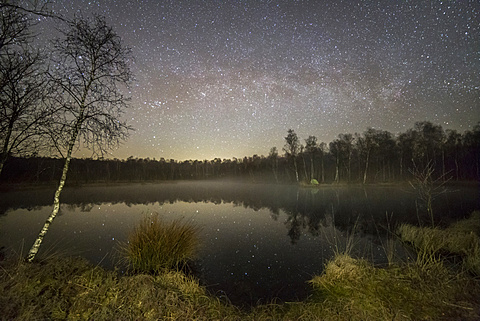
[329,139,340,183]
[26,15,133,262]
[268,146,279,183]
[283,129,300,182]
[318,142,326,183]
[305,135,317,182]
[356,128,379,184]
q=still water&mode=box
[0,181,478,306]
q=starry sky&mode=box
[37,0,479,161]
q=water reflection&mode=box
[0,181,478,306]
[2,181,477,227]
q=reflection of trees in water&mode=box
[284,208,303,244]
[66,203,94,212]
[1,183,476,243]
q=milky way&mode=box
[37,0,479,160]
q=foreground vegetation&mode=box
[1,213,479,320]
[119,215,200,274]
[0,256,238,320]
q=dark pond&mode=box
[0,181,478,306]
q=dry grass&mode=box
[1,252,479,320]
[0,256,241,320]
[397,211,480,274]
[306,254,480,320]
[120,214,200,274]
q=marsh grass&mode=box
[0,256,241,320]
[398,211,480,274]
[373,212,399,266]
[120,214,200,274]
[321,213,361,257]
[306,253,480,320]
[1,248,479,320]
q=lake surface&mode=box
[0,181,478,306]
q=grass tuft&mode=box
[397,211,480,274]
[120,214,200,274]
[307,253,480,320]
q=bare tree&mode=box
[0,2,54,175]
[1,1,30,51]
[0,51,52,175]
[1,0,65,175]
[329,139,340,183]
[318,142,326,183]
[1,0,60,23]
[409,161,450,227]
[338,133,354,182]
[305,135,317,182]
[268,146,279,183]
[283,129,300,182]
[26,15,133,262]
[356,128,383,184]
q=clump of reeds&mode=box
[397,211,480,275]
[121,214,200,273]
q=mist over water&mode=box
[0,181,478,306]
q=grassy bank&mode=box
[1,213,479,320]
[398,211,480,275]
[1,253,478,320]
[0,256,239,320]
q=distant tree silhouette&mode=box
[304,135,318,182]
[320,142,328,182]
[462,123,480,180]
[268,147,279,183]
[329,138,341,183]
[412,121,444,169]
[444,129,462,180]
[284,129,300,182]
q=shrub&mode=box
[121,214,200,273]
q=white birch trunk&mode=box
[293,157,299,182]
[26,110,84,262]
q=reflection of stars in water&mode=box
[36,0,479,160]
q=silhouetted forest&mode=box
[1,121,479,185]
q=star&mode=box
[35,0,479,161]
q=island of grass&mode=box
[1,212,479,320]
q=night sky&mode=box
[37,0,479,161]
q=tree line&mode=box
[2,120,479,185]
